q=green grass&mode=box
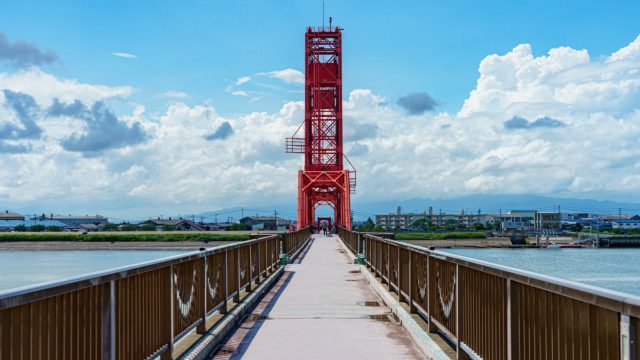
[394,232,487,240]
[0,233,250,242]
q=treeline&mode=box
[0,233,250,242]
[394,232,487,240]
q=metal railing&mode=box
[282,227,312,257]
[337,228,640,360]
[0,234,286,359]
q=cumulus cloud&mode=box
[258,68,304,84]
[1,90,42,140]
[232,90,249,97]
[111,52,137,59]
[0,32,57,68]
[48,99,147,154]
[204,121,233,140]
[2,36,640,216]
[503,115,565,129]
[397,92,438,115]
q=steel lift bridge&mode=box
[287,21,356,230]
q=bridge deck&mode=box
[213,234,424,359]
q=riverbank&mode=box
[401,237,517,248]
[0,231,252,243]
[0,240,239,251]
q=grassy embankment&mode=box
[0,232,250,242]
[394,232,487,240]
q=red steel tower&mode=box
[287,21,355,230]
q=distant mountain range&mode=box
[191,194,640,222]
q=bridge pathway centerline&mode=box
[213,234,425,360]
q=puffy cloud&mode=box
[49,99,147,154]
[1,36,640,216]
[0,68,132,105]
[258,68,304,84]
[397,92,438,115]
[0,32,57,68]
[503,115,565,129]
[204,121,233,140]
[235,76,251,85]
[231,90,249,97]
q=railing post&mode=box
[428,255,436,333]
[256,241,261,285]
[197,256,207,333]
[101,280,116,360]
[621,314,632,360]
[161,265,174,360]
[234,246,241,302]
[408,251,416,313]
[387,243,392,291]
[221,250,228,314]
[397,245,401,297]
[455,263,460,359]
[245,245,253,292]
[507,278,512,360]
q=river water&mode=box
[0,250,187,291]
[441,248,640,297]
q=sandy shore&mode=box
[0,241,239,251]
[401,237,521,248]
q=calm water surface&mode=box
[441,248,640,297]
[0,250,188,291]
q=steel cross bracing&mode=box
[286,25,355,230]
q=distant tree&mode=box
[102,223,118,231]
[46,226,64,232]
[485,222,494,230]
[14,224,27,232]
[227,223,251,231]
[473,223,485,231]
[139,223,157,231]
[443,223,455,231]
[355,217,386,232]
[571,223,583,232]
[29,225,46,232]
[121,224,139,231]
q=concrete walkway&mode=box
[213,234,424,360]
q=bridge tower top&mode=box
[286,21,354,230]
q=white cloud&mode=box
[258,68,304,84]
[1,36,640,217]
[160,90,189,98]
[235,76,251,85]
[111,52,137,59]
[232,90,249,97]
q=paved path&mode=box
[213,234,423,360]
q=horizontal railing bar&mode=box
[0,234,277,309]
[363,233,640,317]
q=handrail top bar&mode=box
[0,234,278,308]
[360,232,640,315]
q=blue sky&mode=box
[3,1,639,115]
[1,0,639,219]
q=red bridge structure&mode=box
[287,20,355,231]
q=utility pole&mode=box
[241,208,244,220]
[215,214,218,224]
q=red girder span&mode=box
[286,25,354,230]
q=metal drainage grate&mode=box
[368,314,392,322]
[349,270,359,273]
[357,300,381,307]
[244,314,269,322]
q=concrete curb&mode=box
[337,238,451,360]
[182,236,312,360]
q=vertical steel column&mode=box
[197,256,207,333]
[101,280,116,360]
